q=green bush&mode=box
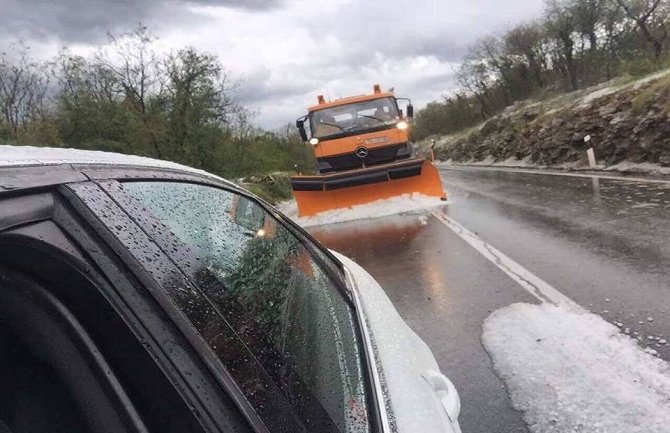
[623,58,663,78]
[241,173,294,204]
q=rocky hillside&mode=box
[431,70,670,171]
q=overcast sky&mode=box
[1,0,545,129]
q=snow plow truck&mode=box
[291,85,447,216]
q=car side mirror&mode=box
[407,104,414,119]
[296,119,308,142]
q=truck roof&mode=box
[307,92,395,112]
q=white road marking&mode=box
[439,165,670,185]
[431,210,583,311]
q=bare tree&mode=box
[0,43,50,139]
[546,0,579,90]
[95,24,160,113]
[613,0,669,59]
[567,0,606,83]
[505,23,549,89]
[572,0,604,54]
[601,1,630,78]
[457,57,496,118]
[476,36,518,104]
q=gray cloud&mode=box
[237,68,315,105]
[0,0,282,44]
[0,0,545,129]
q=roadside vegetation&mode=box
[240,173,294,204]
[0,26,314,202]
[414,0,670,143]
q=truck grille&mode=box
[317,143,411,173]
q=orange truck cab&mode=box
[291,85,446,217]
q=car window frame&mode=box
[67,178,375,432]
[112,179,375,432]
[0,208,163,433]
[0,262,142,433]
[75,164,349,295]
[59,181,272,433]
[0,185,257,433]
[78,171,384,433]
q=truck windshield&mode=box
[310,97,399,139]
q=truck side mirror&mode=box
[296,119,308,142]
[407,104,414,119]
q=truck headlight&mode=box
[397,121,409,130]
[309,138,320,146]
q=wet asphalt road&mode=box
[308,166,670,433]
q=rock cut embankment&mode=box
[434,71,670,170]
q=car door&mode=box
[65,177,382,433]
[0,189,246,433]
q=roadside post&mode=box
[584,135,601,200]
[584,135,597,168]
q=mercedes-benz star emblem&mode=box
[355,146,369,159]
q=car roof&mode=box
[1,145,219,176]
[0,145,244,196]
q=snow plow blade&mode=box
[290,158,446,217]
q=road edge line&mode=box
[431,210,583,312]
[439,165,670,185]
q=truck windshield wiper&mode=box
[358,115,385,124]
[319,121,345,131]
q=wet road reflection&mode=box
[307,167,670,433]
[438,167,670,361]
[310,213,534,433]
[441,167,670,264]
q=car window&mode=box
[117,181,372,433]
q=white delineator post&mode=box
[584,135,597,168]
